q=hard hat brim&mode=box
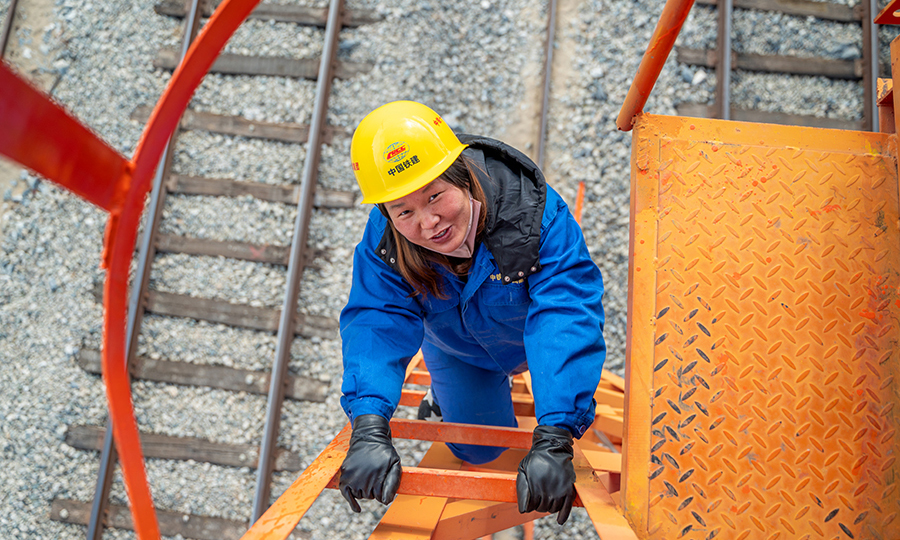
[360,143,468,205]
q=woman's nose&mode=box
[420,210,440,230]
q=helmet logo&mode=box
[352,161,360,171]
[383,142,409,164]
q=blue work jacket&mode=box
[340,140,606,437]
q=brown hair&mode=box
[383,154,487,299]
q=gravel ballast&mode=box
[1,0,894,538]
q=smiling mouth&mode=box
[431,227,450,241]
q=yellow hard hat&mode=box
[351,101,467,204]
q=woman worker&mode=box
[338,101,606,525]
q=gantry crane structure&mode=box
[4,0,900,538]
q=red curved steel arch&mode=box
[0,0,260,536]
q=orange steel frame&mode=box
[617,3,900,540]
[5,0,900,538]
[624,114,900,539]
[240,354,631,540]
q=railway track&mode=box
[0,0,18,58]
[675,0,880,130]
[46,0,381,537]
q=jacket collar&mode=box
[376,135,547,284]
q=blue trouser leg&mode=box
[421,341,517,464]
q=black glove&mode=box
[516,425,576,524]
[339,414,402,513]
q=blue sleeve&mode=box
[524,195,606,437]
[339,212,425,421]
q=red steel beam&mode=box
[0,0,264,536]
[616,0,696,131]
[0,63,129,212]
[874,0,900,24]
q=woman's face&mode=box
[385,178,471,254]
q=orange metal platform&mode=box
[624,114,900,539]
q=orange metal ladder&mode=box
[241,354,633,540]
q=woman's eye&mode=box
[429,192,443,202]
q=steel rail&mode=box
[592,427,619,453]
[716,0,733,120]
[250,0,344,521]
[616,0,696,131]
[536,0,557,170]
[0,0,19,58]
[85,0,204,537]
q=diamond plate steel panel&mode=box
[626,115,900,540]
